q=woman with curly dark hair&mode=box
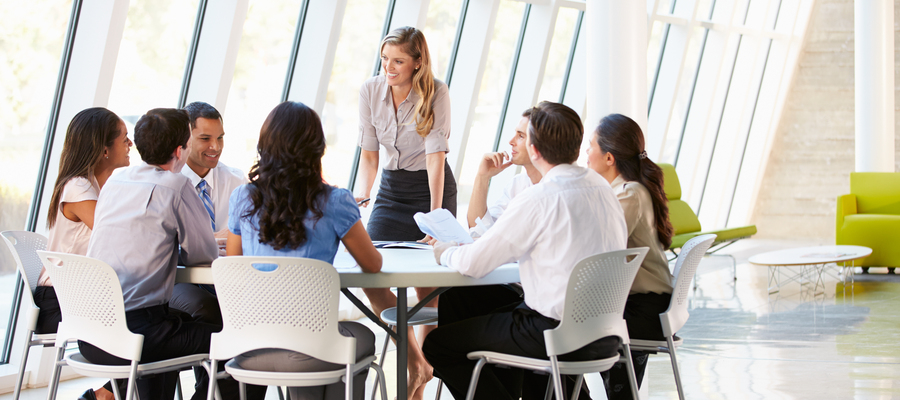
[225,101,381,400]
[586,113,674,400]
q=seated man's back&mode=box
[446,162,625,320]
[88,162,217,310]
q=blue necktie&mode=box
[198,180,215,231]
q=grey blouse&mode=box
[358,75,451,171]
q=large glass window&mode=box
[647,0,809,229]
[106,0,199,160]
[536,7,581,104]
[319,0,390,187]
[220,0,306,175]
[454,0,526,209]
[422,0,464,82]
[657,25,706,164]
[0,0,73,360]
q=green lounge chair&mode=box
[836,172,900,274]
[659,163,757,280]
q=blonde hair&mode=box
[381,26,435,138]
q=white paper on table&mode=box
[413,209,474,244]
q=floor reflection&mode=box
[6,239,900,400]
[631,239,900,399]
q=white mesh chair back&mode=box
[2,231,47,295]
[36,251,143,362]
[211,256,356,365]
[544,248,648,357]
[662,234,716,337]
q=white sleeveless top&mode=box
[39,176,100,286]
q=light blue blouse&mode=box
[228,185,360,266]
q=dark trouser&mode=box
[170,283,225,395]
[424,286,620,400]
[33,286,62,334]
[601,292,672,400]
[170,283,222,326]
[78,304,266,400]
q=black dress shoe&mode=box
[78,388,97,400]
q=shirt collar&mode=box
[541,163,579,181]
[379,75,419,107]
[182,164,216,189]
[609,174,626,191]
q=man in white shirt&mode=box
[172,102,247,325]
[437,107,544,334]
[180,101,247,238]
[423,102,628,399]
[83,108,252,400]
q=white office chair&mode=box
[37,251,208,400]
[371,306,443,400]
[465,248,649,400]
[630,234,716,400]
[1,231,53,400]
[207,256,388,400]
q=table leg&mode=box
[397,287,408,400]
[340,288,398,341]
[767,266,779,294]
[342,286,452,400]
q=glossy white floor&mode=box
[5,238,900,400]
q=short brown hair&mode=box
[134,108,191,165]
[527,101,583,165]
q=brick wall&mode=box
[750,0,900,240]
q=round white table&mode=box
[177,247,520,400]
[748,245,871,294]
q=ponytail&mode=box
[595,114,674,248]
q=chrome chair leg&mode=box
[667,336,685,400]
[370,326,393,400]
[464,358,487,400]
[621,344,640,400]
[13,331,34,400]
[368,362,388,400]
[549,357,565,400]
[571,375,584,400]
[45,347,66,400]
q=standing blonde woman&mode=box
[356,26,454,399]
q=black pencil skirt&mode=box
[367,161,457,241]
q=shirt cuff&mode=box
[424,130,450,154]
[359,133,381,151]
[468,214,495,239]
[441,246,459,268]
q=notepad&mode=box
[413,209,474,244]
[373,241,432,250]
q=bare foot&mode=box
[412,380,429,400]
[94,387,115,400]
[407,362,433,400]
